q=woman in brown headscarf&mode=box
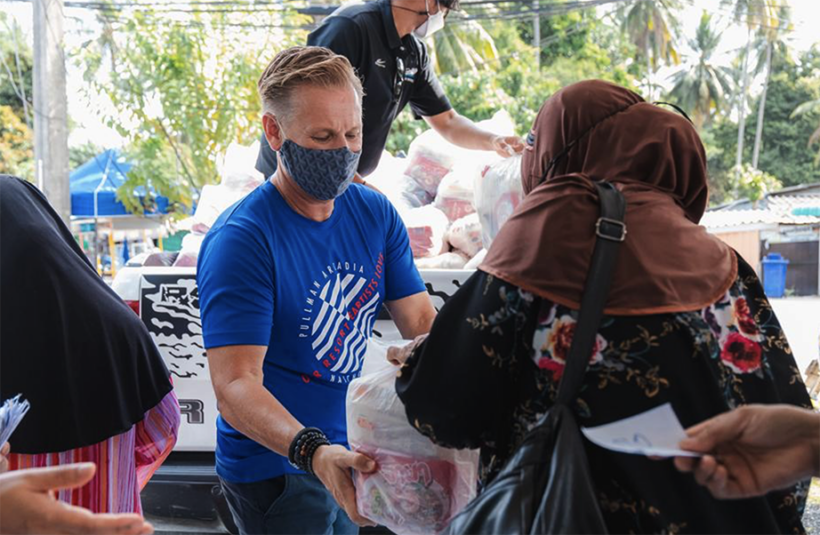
[394,80,812,533]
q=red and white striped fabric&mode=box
[8,391,180,514]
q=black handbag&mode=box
[444,181,627,535]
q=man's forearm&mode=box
[435,114,496,151]
[218,377,303,457]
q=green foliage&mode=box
[667,12,733,129]
[0,13,33,123]
[0,105,33,180]
[730,163,782,204]
[386,10,638,155]
[78,9,308,213]
[704,54,820,205]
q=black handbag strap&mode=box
[555,181,627,407]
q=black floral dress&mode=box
[396,254,812,534]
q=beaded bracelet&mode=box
[288,427,330,474]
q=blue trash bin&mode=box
[761,253,789,298]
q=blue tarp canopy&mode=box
[70,149,169,217]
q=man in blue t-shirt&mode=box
[198,46,436,535]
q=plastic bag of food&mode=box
[434,167,475,223]
[445,213,482,258]
[474,155,524,249]
[347,341,479,535]
[367,152,433,214]
[403,206,449,259]
[404,130,462,196]
[414,252,470,270]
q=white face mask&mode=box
[413,0,445,39]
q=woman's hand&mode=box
[674,404,820,499]
[0,463,154,534]
[312,445,377,527]
[386,334,429,366]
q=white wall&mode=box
[770,298,820,378]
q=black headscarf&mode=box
[0,175,173,454]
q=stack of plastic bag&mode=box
[347,340,479,534]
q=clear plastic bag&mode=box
[403,206,449,259]
[445,213,483,258]
[347,343,479,534]
[434,167,476,223]
[414,252,470,270]
[474,155,524,249]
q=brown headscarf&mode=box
[480,80,737,315]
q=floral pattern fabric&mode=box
[396,254,811,534]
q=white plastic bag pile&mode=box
[371,110,524,270]
[347,340,479,534]
[173,142,264,267]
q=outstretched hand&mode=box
[0,463,154,534]
[674,405,820,499]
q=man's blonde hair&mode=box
[258,46,364,124]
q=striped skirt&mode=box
[9,390,180,514]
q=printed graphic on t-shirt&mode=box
[299,253,385,384]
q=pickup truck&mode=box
[112,253,473,533]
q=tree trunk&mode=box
[735,26,752,175]
[752,41,773,169]
[645,39,652,100]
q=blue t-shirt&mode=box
[197,181,425,483]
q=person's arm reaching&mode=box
[0,463,153,535]
[674,404,820,499]
[208,345,376,526]
[424,109,524,158]
[384,291,436,341]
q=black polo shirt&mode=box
[255,0,452,178]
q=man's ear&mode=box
[262,114,285,152]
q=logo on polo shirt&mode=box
[298,254,384,384]
[375,58,387,69]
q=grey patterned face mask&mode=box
[278,138,361,201]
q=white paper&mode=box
[581,403,700,458]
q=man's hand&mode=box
[311,445,377,527]
[387,334,429,366]
[0,442,9,473]
[0,463,154,535]
[491,135,525,158]
[674,404,820,499]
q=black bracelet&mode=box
[288,427,330,474]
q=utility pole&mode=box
[33,0,70,226]
[533,0,540,69]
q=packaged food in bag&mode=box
[474,155,524,249]
[347,343,479,534]
[403,206,449,259]
[404,130,459,196]
[445,213,482,258]
[434,167,476,223]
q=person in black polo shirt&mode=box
[255,0,524,181]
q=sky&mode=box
[1,0,819,149]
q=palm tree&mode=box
[621,0,682,100]
[667,12,733,130]
[751,5,792,168]
[722,0,780,173]
[792,98,820,164]
[429,14,499,75]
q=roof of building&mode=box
[704,182,820,230]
